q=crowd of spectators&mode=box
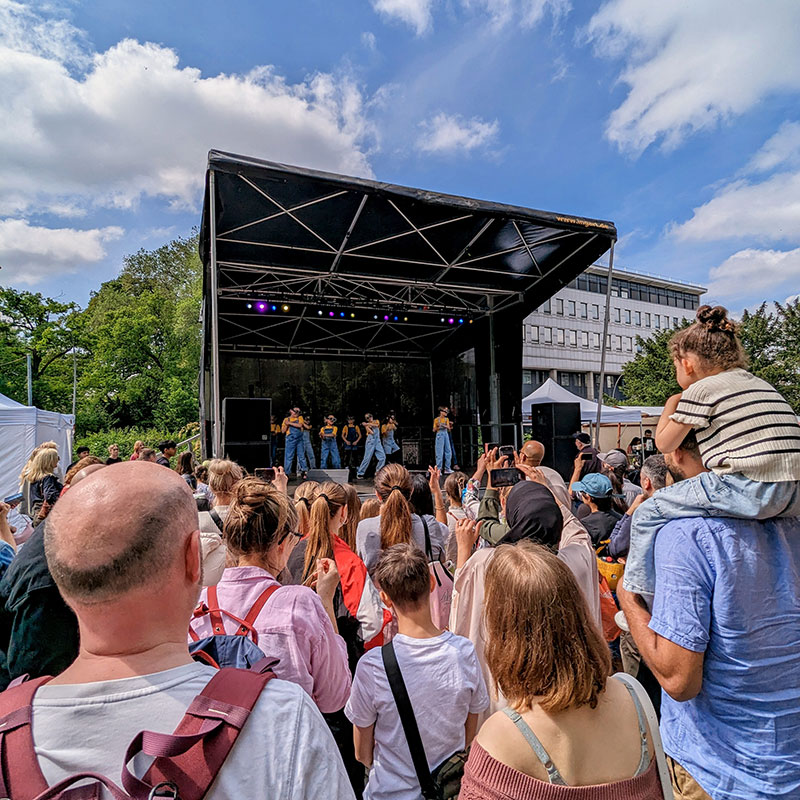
[0,306,797,799]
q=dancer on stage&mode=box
[302,411,317,469]
[270,414,282,466]
[444,404,460,470]
[319,414,342,469]
[282,406,308,476]
[341,415,362,472]
[433,405,453,473]
[381,412,400,463]
[357,412,386,479]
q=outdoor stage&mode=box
[199,150,617,461]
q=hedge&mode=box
[74,422,201,462]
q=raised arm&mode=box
[655,393,693,454]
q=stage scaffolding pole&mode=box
[209,170,222,457]
[594,242,615,448]
[487,295,501,444]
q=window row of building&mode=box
[523,326,643,353]
[565,272,701,310]
[538,298,688,330]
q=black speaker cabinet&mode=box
[528,402,581,481]
[222,397,272,471]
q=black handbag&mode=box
[382,640,468,800]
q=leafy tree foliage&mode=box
[621,300,800,413]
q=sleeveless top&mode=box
[459,678,663,800]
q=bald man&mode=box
[0,462,353,798]
[519,440,546,467]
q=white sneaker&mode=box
[615,610,630,633]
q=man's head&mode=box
[44,462,201,652]
[520,440,545,467]
[75,445,90,459]
[374,543,433,613]
[573,432,591,450]
[158,440,177,458]
[571,472,613,511]
[664,430,706,482]
[598,450,627,472]
[139,448,156,463]
[640,455,668,498]
[644,429,652,437]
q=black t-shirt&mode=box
[581,509,623,546]
[156,455,170,467]
[105,457,122,465]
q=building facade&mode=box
[522,265,706,401]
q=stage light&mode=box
[318,310,323,315]
[458,318,464,324]
[246,303,252,309]
[440,317,445,323]
[329,311,335,317]
[350,313,355,318]
[448,318,454,324]
[282,305,290,312]
[393,315,398,321]
[340,312,345,318]
[469,319,474,324]
[403,316,408,322]
[270,305,277,311]
[257,302,267,312]
[383,315,389,321]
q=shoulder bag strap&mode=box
[208,509,224,533]
[420,516,433,562]
[381,642,438,800]
[612,673,674,800]
[0,676,52,800]
[126,667,275,800]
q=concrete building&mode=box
[522,265,706,401]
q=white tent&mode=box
[0,393,74,498]
[522,379,643,424]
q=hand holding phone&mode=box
[489,468,522,488]
[2,493,24,508]
[254,467,276,481]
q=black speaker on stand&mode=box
[528,402,581,481]
[222,397,272,472]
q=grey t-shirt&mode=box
[356,513,447,574]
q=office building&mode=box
[522,265,706,400]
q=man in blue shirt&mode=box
[619,432,800,799]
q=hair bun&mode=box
[234,478,274,511]
[696,304,735,333]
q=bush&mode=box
[74,422,200,462]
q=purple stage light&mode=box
[383,315,389,321]
[329,311,335,317]
[448,318,454,324]
[256,302,266,312]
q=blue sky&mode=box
[2,0,800,312]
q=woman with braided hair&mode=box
[189,477,351,714]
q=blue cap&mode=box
[572,472,613,498]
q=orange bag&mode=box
[599,575,621,642]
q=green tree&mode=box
[619,326,685,406]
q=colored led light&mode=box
[383,315,389,321]
[329,311,335,317]
[448,318,454,324]
[282,305,290,312]
[270,305,277,311]
[350,313,355,318]
[458,318,464,324]
[257,303,266,312]
[340,312,345,317]
[318,310,323,315]
[246,303,252,309]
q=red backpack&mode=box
[0,665,275,800]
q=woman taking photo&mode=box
[189,478,351,714]
[356,463,446,575]
[460,542,664,799]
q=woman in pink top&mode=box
[189,477,351,714]
[460,542,663,800]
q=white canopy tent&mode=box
[0,393,74,498]
[521,379,644,425]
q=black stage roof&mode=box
[200,150,617,362]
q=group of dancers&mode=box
[273,405,459,478]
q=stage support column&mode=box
[209,169,222,457]
[487,297,500,444]
[594,241,615,447]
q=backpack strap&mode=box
[126,667,275,800]
[198,585,280,645]
[0,675,52,800]
[381,642,438,800]
[241,585,280,633]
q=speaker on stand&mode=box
[222,397,273,473]
[528,402,581,481]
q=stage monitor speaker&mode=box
[529,402,581,481]
[307,468,350,485]
[222,397,272,471]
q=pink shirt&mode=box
[189,566,351,713]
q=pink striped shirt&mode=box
[189,566,351,713]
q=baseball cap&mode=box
[598,450,628,469]
[571,472,613,498]
[573,432,591,444]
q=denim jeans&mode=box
[382,432,399,455]
[302,430,316,469]
[624,473,800,601]
[320,438,341,469]
[434,430,452,471]
[284,432,308,474]
[357,434,386,477]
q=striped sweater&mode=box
[671,368,800,482]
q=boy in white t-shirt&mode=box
[345,544,489,800]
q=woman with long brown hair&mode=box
[293,480,320,537]
[355,463,447,575]
[340,483,361,551]
[459,542,664,799]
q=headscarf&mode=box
[501,481,563,547]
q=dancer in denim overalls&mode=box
[357,413,386,479]
[301,412,317,469]
[319,415,342,469]
[433,406,453,473]
[381,414,400,463]
[282,406,308,476]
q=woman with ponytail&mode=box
[189,477,350,714]
[293,480,320,536]
[622,304,800,608]
[286,482,390,798]
[356,463,447,575]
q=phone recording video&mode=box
[490,468,522,488]
[254,467,276,481]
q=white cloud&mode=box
[361,31,377,51]
[786,293,799,305]
[0,1,375,218]
[370,0,433,35]
[746,121,800,173]
[370,0,569,35]
[586,0,800,153]
[417,112,499,154]
[671,170,800,244]
[0,218,123,284]
[705,247,800,302]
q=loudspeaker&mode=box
[307,469,350,485]
[222,397,272,471]
[529,402,581,481]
